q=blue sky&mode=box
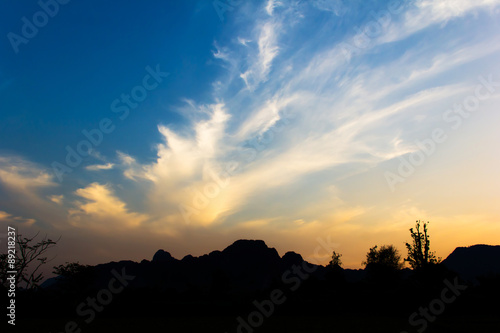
[1,0,500,269]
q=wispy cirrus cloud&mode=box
[109,0,500,236]
[240,20,281,90]
[312,0,345,16]
[379,0,500,45]
[2,0,499,267]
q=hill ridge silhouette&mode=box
[442,244,500,284]
[26,240,500,333]
[42,240,500,293]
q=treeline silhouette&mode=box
[2,221,500,332]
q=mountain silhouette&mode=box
[442,244,500,284]
[45,239,325,296]
[19,240,500,332]
[43,241,500,294]
[152,249,174,263]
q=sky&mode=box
[0,0,499,271]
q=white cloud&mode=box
[212,45,230,62]
[68,183,149,232]
[379,0,500,45]
[85,163,114,171]
[49,195,64,205]
[240,21,280,90]
[0,211,10,220]
[312,0,345,16]
[235,94,298,140]
[237,37,252,46]
[0,0,498,267]
[115,0,500,231]
[0,210,36,226]
[0,156,56,192]
[39,0,499,240]
[265,0,282,16]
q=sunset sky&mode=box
[1,0,499,271]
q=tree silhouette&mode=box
[0,232,59,289]
[405,220,441,270]
[52,261,94,292]
[326,250,345,285]
[362,245,403,270]
[53,261,91,277]
[328,250,342,268]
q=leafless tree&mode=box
[0,232,59,289]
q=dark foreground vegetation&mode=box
[2,222,500,333]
